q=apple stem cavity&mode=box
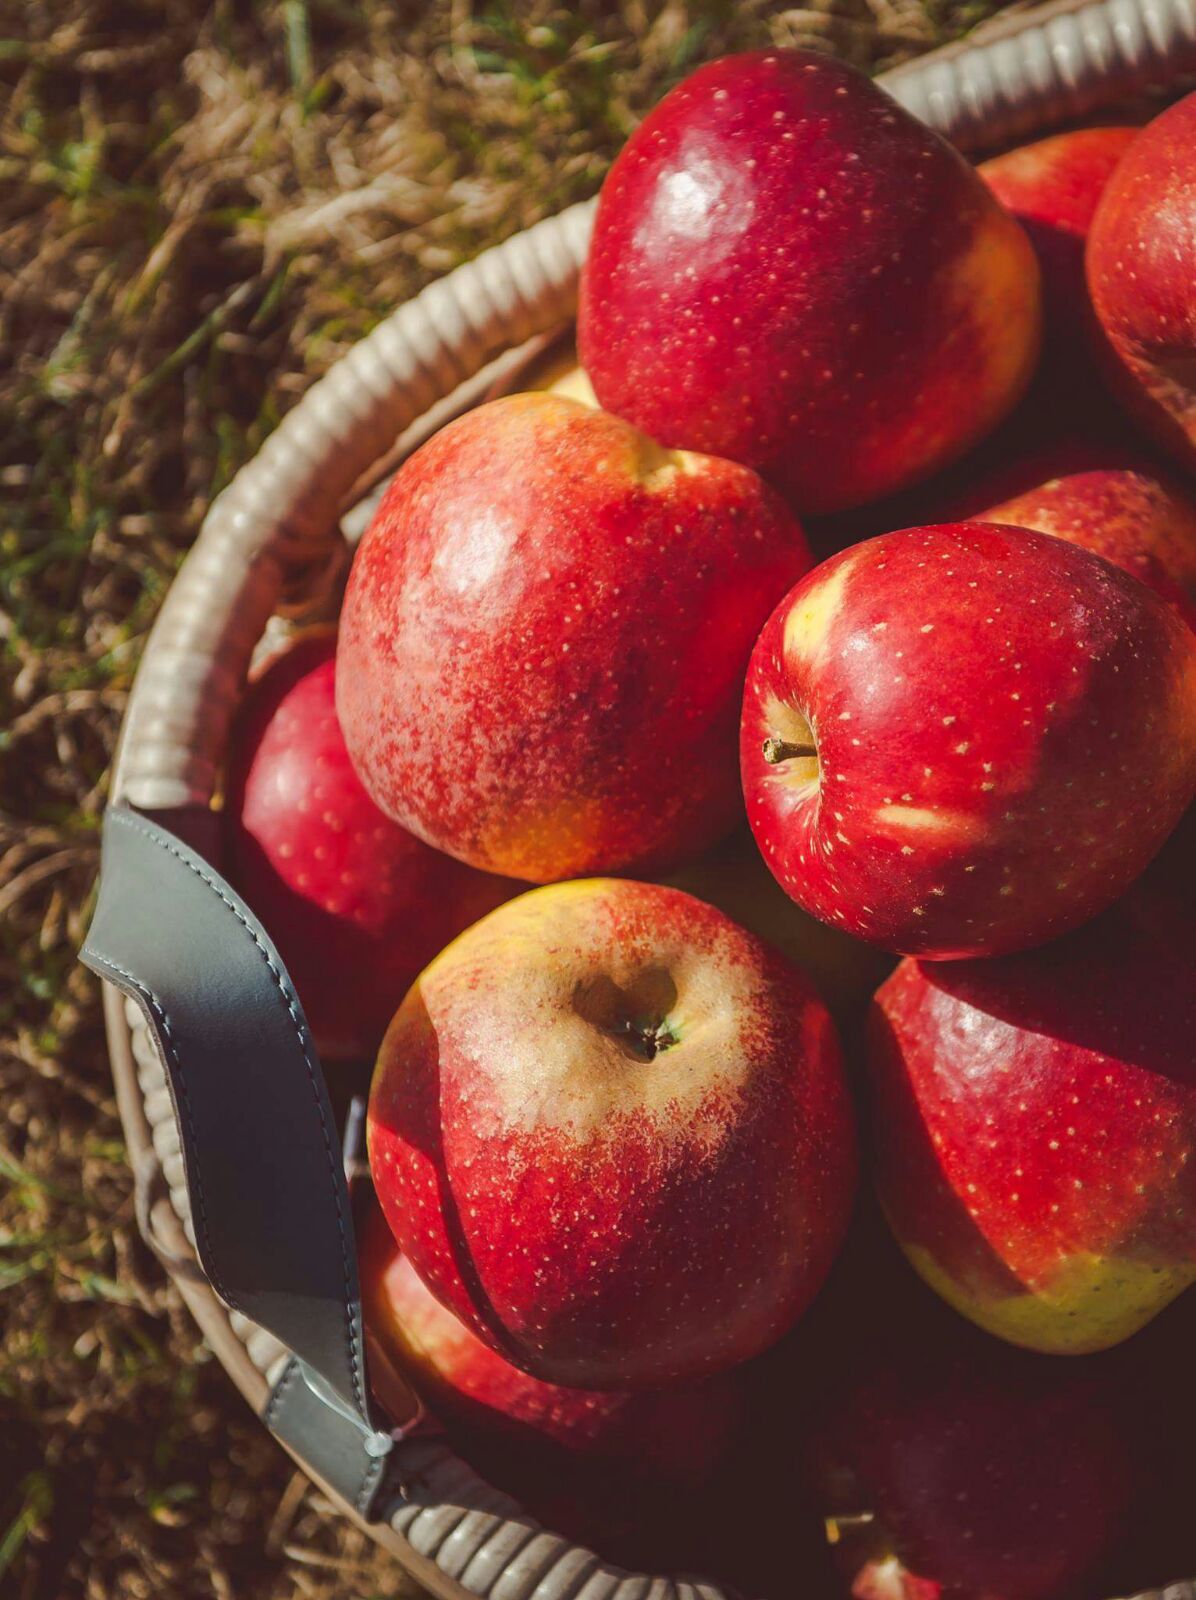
[763,735,818,765]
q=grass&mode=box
[0,2,1001,1595]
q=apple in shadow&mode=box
[868,876,1196,1353]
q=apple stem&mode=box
[612,1018,677,1062]
[762,736,817,764]
[824,1511,876,1546]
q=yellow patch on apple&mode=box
[548,365,598,407]
[873,803,983,841]
[900,1238,1196,1355]
[783,558,854,665]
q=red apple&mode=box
[813,338,1157,549]
[813,1329,1135,1600]
[905,420,1160,527]
[981,467,1196,626]
[578,49,1040,515]
[367,877,856,1388]
[979,126,1137,357]
[665,827,895,1024]
[810,110,1145,554]
[867,881,1196,1354]
[337,392,811,883]
[361,1194,837,1588]
[224,631,514,1059]
[1088,93,1196,474]
[741,521,1196,959]
[359,1202,754,1572]
[744,1207,1137,1600]
[359,1202,739,1462]
[804,404,1146,561]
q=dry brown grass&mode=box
[1,2,1000,1595]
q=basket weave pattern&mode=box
[105,4,1196,1596]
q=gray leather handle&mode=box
[80,803,397,1516]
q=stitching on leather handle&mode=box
[356,1447,388,1519]
[263,1357,301,1430]
[85,949,236,1313]
[262,1359,392,1523]
[111,807,369,1425]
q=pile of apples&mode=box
[225,51,1196,1600]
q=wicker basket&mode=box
[91,4,1196,1596]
